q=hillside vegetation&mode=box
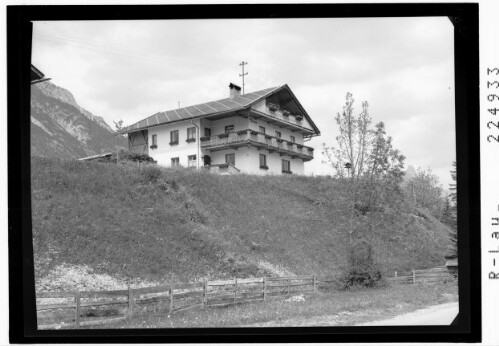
[31,157,452,290]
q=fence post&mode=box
[395,271,397,278]
[169,284,174,314]
[234,278,238,306]
[75,291,80,328]
[313,275,316,293]
[287,279,290,296]
[412,269,416,284]
[263,277,267,302]
[203,280,207,308]
[128,287,134,320]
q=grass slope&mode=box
[31,157,453,288]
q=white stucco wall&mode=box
[206,146,304,175]
[201,116,249,135]
[144,113,308,174]
[147,119,201,167]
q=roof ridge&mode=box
[165,85,281,115]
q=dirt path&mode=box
[356,302,458,326]
[243,301,459,327]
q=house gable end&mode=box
[249,85,320,136]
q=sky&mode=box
[32,17,456,188]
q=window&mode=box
[275,131,281,138]
[226,153,235,166]
[170,130,179,145]
[171,157,180,167]
[187,127,196,143]
[188,155,197,168]
[259,126,266,134]
[282,159,291,173]
[259,154,268,169]
[290,135,296,143]
[204,128,211,137]
[150,134,158,149]
[225,125,234,134]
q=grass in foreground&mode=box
[88,281,458,329]
[32,156,453,286]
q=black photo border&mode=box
[7,3,481,343]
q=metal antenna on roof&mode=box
[178,101,180,109]
[239,61,248,95]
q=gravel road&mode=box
[356,302,458,326]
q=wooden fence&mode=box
[387,266,456,285]
[36,275,318,329]
[36,268,454,329]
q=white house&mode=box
[122,83,320,175]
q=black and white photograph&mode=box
[28,15,462,330]
[6,2,486,343]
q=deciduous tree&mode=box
[323,92,406,288]
[404,167,444,218]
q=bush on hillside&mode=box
[336,240,386,290]
[118,150,156,164]
[140,165,163,183]
[96,150,156,164]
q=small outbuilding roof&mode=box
[78,152,114,161]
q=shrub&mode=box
[98,150,157,164]
[336,241,385,290]
[119,150,156,164]
[140,165,163,184]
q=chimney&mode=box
[229,83,241,98]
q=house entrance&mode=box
[203,155,211,166]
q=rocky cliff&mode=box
[30,82,126,159]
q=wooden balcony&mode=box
[246,108,312,135]
[200,129,314,161]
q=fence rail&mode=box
[387,266,455,285]
[36,275,319,329]
[36,268,454,329]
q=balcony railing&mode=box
[259,107,304,127]
[200,129,314,161]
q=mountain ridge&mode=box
[35,82,113,132]
[30,81,126,159]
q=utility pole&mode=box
[239,61,248,95]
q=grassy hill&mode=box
[31,157,453,290]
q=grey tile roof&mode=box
[124,86,280,133]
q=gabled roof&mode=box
[123,84,320,135]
